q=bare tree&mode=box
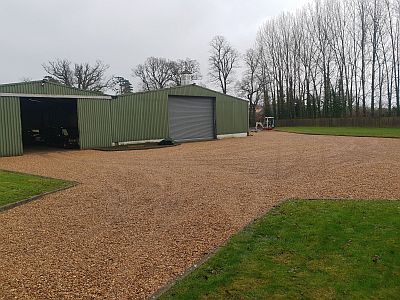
[236,48,262,126]
[43,59,111,92]
[208,35,240,94]
[43,59,74,87]
[385,0,400,115]
[382,0,394,115]
[133,57,201,91]
[254,0,400,119]
[355,0,369,116]
[257,45,275,118]
[133,57,175,91]
[74,61,112,91]
[368,0,382,116]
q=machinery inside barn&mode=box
[20,97,79,149]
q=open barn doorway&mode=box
[20,97,80,151]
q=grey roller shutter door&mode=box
[168,96,215,142]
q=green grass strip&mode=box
[275,127,400,138]
[160,200,400,299]
[0,170,74,208]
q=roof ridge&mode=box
[43,80,106,95]
[0,80,43,87]
[0,80,107,96]
[118,84,248,102]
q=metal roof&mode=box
[119,84,249,103]
[0,80,111,99]
[0,81,246,102]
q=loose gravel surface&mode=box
[1,131,400,299]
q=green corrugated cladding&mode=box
[77,99,113,149]
[111,85,248,143]
[111,90,169,142]
[216,96,249,135]
[0,96,23,156]
[0,81,104,96]
[0,83,248,156]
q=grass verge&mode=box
[159,200,400,299]
[0,170,74,209]
[275,126,400,138]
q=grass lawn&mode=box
[0,170,73,208]
[160,200,400,299]
[276,126,400,138]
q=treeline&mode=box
[41,57,203,95]
[40,0,400,125]
[255,0,400,120]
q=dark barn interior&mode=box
[20,97,79,149]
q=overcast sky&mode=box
[0,0,310,90]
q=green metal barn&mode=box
[0,80,249,157]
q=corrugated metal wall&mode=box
[0,83,248,156]
[216,97,249,135]
[0,96,23,156]
[111,91,169,142]
[0,81,104,96]
[111,85,248,143]
[77,99,113,149]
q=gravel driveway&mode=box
[1,131,400,299]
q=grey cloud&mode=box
[0,0,309,90]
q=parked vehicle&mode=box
[22,129,45,145]
[42,127,79,149]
